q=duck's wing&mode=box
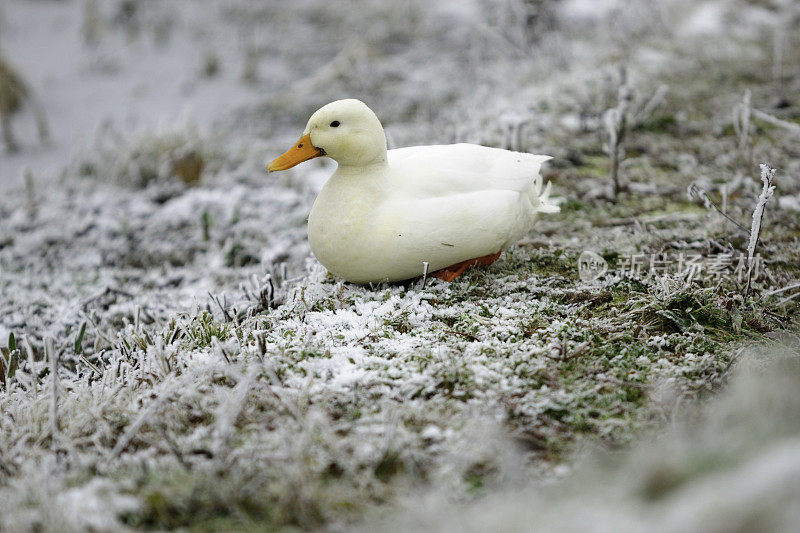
[387,143,552,196]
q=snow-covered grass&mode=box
[367,340,800,533]
[1,0,800,530]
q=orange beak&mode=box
[266,133,324,172]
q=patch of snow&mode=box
[681,2,726,37]
[56,479,140,532]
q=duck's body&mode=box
[308,144,555,282]
[268,100,558,283]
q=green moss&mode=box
[384,310,413,334]
[126,474,279,531]
[463,461,499,493]
[634,114,678,134]
[572,154,610,178]
[525,249,579,279]
[374,450,405,482]
[124,463,364,532]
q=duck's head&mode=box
[267,99,387,171]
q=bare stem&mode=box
[744,164,776,300]
[46,338,59,450]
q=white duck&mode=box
[267,99,559,284]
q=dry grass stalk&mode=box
[0,53,48,152]
[745,164,776,299]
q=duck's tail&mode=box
[532,174,560,214]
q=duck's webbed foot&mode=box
[431,250,502,282]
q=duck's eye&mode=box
[329,121,340,128]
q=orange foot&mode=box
[431,250,503,282]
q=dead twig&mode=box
[686,183,749,233]
[46,338,59,450]
[745,164,776,300]
[752,108,800,138]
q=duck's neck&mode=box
[335,152,389,175]
[324,157,391,208]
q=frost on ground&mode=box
[368,340,800,533]
[1,0,800,531]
